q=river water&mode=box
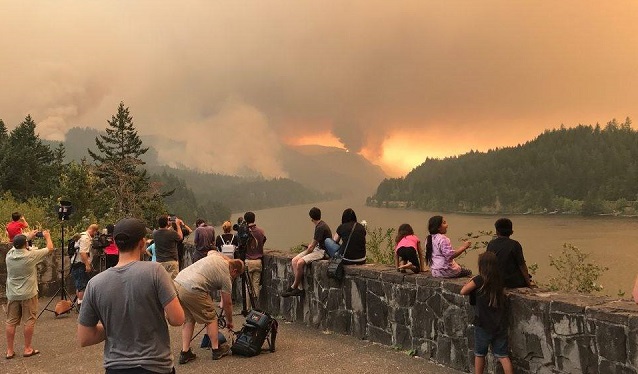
[227,197,638,296]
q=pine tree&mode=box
[88,102,160,218]
[0,115,56,200]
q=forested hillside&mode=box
[50,127,333,224]
[370,119,638,216]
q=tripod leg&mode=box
[242,270,259,312]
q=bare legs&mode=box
[5,324,15,357]
[291,257,306,290]
[474,356,513,374]
[5,322,37,357]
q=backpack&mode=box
[67,239,77,258]
[221,234,237,258]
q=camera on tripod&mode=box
[232,219,252,261]
[91,231,111,256]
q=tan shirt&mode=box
[5,247,50,301]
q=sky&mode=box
[2,1,638,177]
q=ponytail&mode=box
[425,234,433,265]
[426,215,444,266]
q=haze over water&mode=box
[230,197,638,296]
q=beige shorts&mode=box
[6,295,38,327]
[175,282,217,324]
[160,260,179,279]
[294,248,326,264]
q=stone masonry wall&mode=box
[3,243,638,373]
[0,242,75,302]
[261,250,638,374]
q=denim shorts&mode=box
[474,325,509,358]
[71,265,89,292]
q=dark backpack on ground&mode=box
[231,310,278,357]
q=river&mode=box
[226,197,638,296]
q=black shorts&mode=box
[396,246,420,273]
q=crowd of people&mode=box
[0,208,556,374]
[276,207,535,374]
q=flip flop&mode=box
[5,353,15,360]
[23,349,40,357]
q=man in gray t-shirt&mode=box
[153,215,183,279]
[174,253,244,363]
[77,218,185,373]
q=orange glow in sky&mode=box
[285,132,345,149]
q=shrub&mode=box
[548,243,607,293]
[366,226,395,265]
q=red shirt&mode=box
[6,221,27,241]
[104,241,119,255]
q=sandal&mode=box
[6,352,15,360]
[23,349,40,357]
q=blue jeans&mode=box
[474,325,509,358]
[324,238,340,258]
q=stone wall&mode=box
[0,243,75,302]
[3,244,638,373]
[260,250,638,374]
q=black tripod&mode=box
[238,248,259,316]
[38,219,76,318]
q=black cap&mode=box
[113,218,147,245]
[13,234,27,249]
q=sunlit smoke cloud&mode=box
[153,97,287,178]
[1,1,638,175]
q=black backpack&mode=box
[67,239,77,258]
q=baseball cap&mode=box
[113,218,147,247]
[12,234,27,249]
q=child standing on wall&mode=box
[394,223,425,273]
[460,251,514,374]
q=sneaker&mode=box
[281,287,295,297]
[290,288,305,297]
[179,348,197,364]
[212,343,231,360]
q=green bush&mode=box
[548,243,607,293]
[366,226,395,265]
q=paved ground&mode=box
[1,299,463,374]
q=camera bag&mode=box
[327,222,357,281]
[231,309,278,357]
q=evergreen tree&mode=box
[0,115,56,200]
[88,102,162,219]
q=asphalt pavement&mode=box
[1,298,463,374]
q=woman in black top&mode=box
[325,208,366,265]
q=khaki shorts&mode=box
[294,248,326,264]
[175,282,217,324]
[160,260,179,279]
[6,295,38,327]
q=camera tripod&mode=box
[38,220,76,318]
[238,252,259,316]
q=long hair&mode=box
[478,251,505,308]
[395,223,414,244]
[341,208,357,224]
[425,215,444,265]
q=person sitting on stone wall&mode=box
[5,212,29,242]
[486,218,534,288]
[282,207,332,297]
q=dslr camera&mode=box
[35,231,44,238]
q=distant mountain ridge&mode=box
[55,127,387,209]
[281,144,387,197]
[370,119,638,216]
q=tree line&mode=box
[0,102,328,238]
[369,118,638,216]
